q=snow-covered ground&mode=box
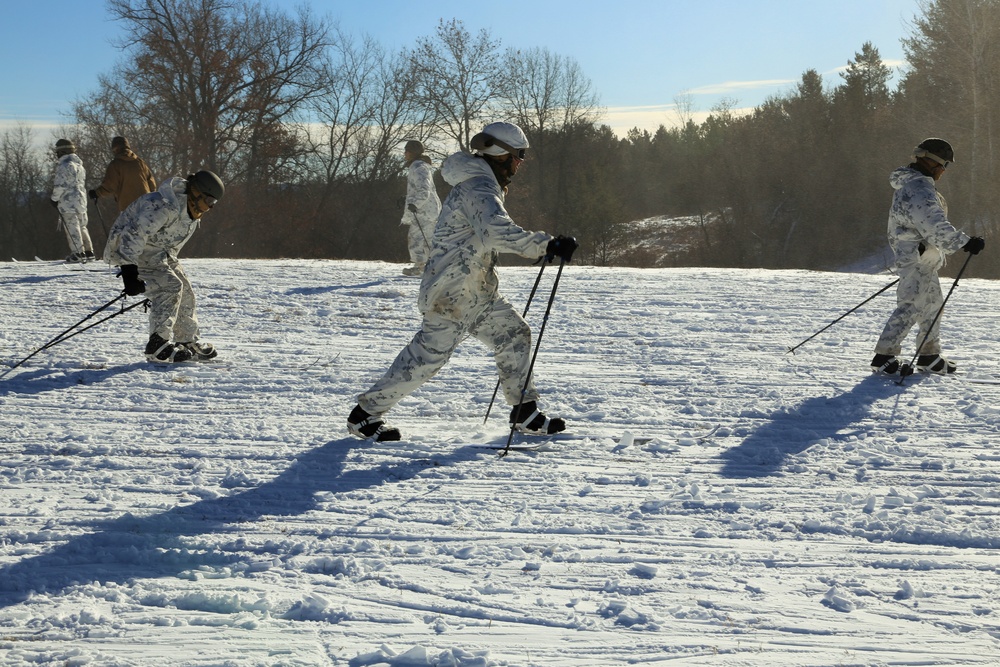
[1,258,1000,666]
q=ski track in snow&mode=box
[1,258,1000,666]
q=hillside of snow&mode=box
[1,258,1000,666]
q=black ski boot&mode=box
[917,354,956,374]
[347,404,401,441]
[509,401,565,435]
[180,341,218,360]
[145,333,193,363]
[871,353,900,375]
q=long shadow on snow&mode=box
[718,374,914,478]
[0,438,484,606]
[0,362,148,396]
[285,277,409,296]
[0,275,69,286]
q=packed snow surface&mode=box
[1,258,1000,666]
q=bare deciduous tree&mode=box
[305,31,432,186]
[0,124,53,259]
[408,19,508,151]
[78,0,331,182]
[499,47,602,231]
[298,30,439,257]
[502,47,601,135]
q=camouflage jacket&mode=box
[51,154,87,208]
[418,151,551,325]
[103,177,199,268]
[402,157,441,225]
[887,166,970,270]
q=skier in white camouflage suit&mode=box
[104,171,225,363]
[348,122,578,442]
[871,138,985,376]
[50,139,95,263]
[400,140,441,276]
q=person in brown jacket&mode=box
[88,136,157,213]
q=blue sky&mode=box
[0,0,922,139]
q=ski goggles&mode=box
[914,148,951,169]
[470,132,527,160]
[192,190,217,209]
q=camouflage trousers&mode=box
[139,259,200,343]
[58,201,92,256]
[874,261,944,356]
[405,213,435,266]
[358,296,538,415]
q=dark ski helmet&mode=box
[914,138,954,166]
[186,170,225,201]
[55,139,76,157]
[404,139,424,156]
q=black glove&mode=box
[88,189,98,201]
[118,264,146,296]
[50,199,59,208]
[963,236,985,255]
[545,235,579,263]
[407,203,417,213]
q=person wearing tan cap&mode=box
[89,136,156,213]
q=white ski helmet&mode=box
[472,122,529,158]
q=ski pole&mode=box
[787,277,899,354]
[484,260,546,423]
[412,209,432,255]
[91,196,109,236]
[897,252,973,384]
[35,297,149,353]
[38,292,127,348]
[502,257,566,457]
[1,292,126,377]
[56,210,86,259]
[0,292,143,378]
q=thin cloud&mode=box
[602,105,755,137]
[604,103,680,114]
[685,79,796,96]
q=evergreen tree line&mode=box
[2,0,999,279]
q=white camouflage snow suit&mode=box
[401,157,441,267]
[51,153,93,257]
[874,166,971,357]
[103,177,205,345]
[358,151,552,415]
